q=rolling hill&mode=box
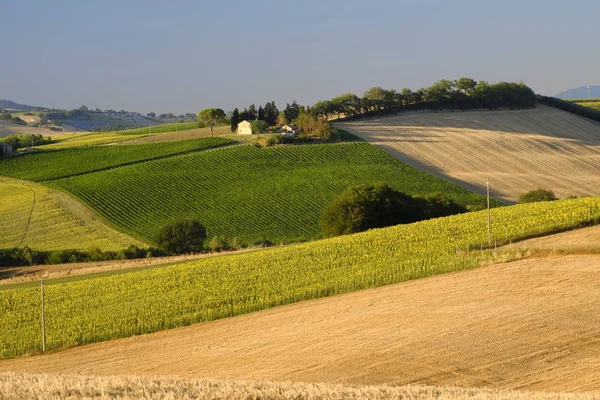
[336,105,600,203]
[3,251,600,392]
[0,178,143,252]
[1,197,599,358]
[44,142,494,244]
[555,86,600,99]
[0,100,37,111]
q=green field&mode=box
[0,178,143,252]
[46,142,497,244]
[0,137,234,181]
[2,197,599,358]
[566,98,600,111]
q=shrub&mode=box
[266,134,285,146]
[320,182,418,237]
[318,123,336,143]
[412,193,468,220]
[155,220,207,254]
[208,236,229,252]
[519,188,558,203]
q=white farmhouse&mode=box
[281,124,298,134]
[237,120,252,135]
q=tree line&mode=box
[310,78,536,120]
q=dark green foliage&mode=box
[536,95,600,123]
[321,187,470,237]
[519,188,558,203]
[263,101,278,126]
[48,143,497,244]
[155,220,207,254]
[284,101,300,122]
[320,183,418,236]
[319,79,537,121]
[318,123,336,143]
[0,137,233,181]
[230,108,240,132]
[412,193,468,220]
[0,245,164,267]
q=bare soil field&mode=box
[336,105,600,203]
[3,255,600,393]
[2,372,598,400]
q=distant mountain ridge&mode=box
[554,86,600,99]
[0,99,37,111]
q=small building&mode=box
[0,142,13,157]
[237,120,252,135]
[281,124,298,134]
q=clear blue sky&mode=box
[1,0,598,114]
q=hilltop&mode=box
[337,105,600,203]
[0,100,37,111]
[555,86,600,99]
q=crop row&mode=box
[48,142,495,244]
[2,197,600,358]
[0,137,233,182]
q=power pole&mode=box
[486,179,491,245]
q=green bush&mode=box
[519,188,558,203]
[155,220,207,254]
[320,182,418,237]
[208,236,229,252]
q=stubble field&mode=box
[336,105,600,203]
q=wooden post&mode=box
[41,280,46,353]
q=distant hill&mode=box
[554,86,600,99]
[0,99,37,111]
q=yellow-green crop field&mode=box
[2,197,599,358]
[0,178,143,252]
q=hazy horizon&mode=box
[1,0,598,114]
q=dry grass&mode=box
[0,372,597,400]
[120,125,235,144]
[4,256,600,392]
[336,105,600,203]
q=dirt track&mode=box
[3,255,600,393]
[336,106,600,203]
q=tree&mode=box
[155,220,207,254]
[263,101,278,126]
[284,101,300,122]
[320,182,417,237]
[519,188,558,203]
[147,112,156,118]
[248,104,257,120]
[230,108,240,132]
[78,105,88,112]
[198,108,226,137]
[455,77,477,95]
[258,105,265,121]
[251,120,268,139]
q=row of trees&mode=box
[310,79,536,120]
[230,102,279,131]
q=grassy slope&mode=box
[47,142,495,244]
[0,178,143,252]
[2,197,599,357]
[568,98,600,111]
[0,137,234,181]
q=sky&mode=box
[1,0,598,114]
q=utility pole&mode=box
[486,179,491,246]
[41,280,46,353]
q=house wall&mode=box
[237,122,252,135]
